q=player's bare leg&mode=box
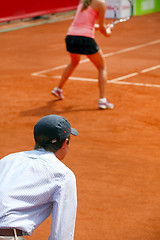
[58,53,80,89]
[52,53,80,99]
[87,49,114,109]
[87,49,106,98]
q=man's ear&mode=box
[62,139,68,149]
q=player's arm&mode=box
[96,0,112,36]
[49,172,77,240]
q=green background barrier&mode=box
[133,0,160,15]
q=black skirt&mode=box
[65,35,99,55]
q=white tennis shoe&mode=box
[52,87,64,99]
[98,98,114,109]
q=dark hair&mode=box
[34,136,70,153]
[81,0,92,10]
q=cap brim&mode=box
[71,128,78,136]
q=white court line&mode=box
[53,75,97,82]
[109,73,138,82]
[112,39,160,55]
[32,64,68,76]
[140,64,160,73]
[53,64,160,88]
[53,73,139,82]
[110,64,160,82]
[32,39,160,76]
[109,81,160,88]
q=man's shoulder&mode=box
[48,156,74,176]
[0,151,23,160]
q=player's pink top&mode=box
[67,3,98,38]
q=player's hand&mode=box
[94,23,114,37]
[105,24,114,36]
[94,23,99,29]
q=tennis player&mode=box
[52,0,114,110]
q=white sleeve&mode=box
[48,172,77,240]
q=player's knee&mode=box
[98,65,106,73]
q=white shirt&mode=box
[0,149,77,240]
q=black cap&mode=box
[34,115,78,144]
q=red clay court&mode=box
[0,11,160,240]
